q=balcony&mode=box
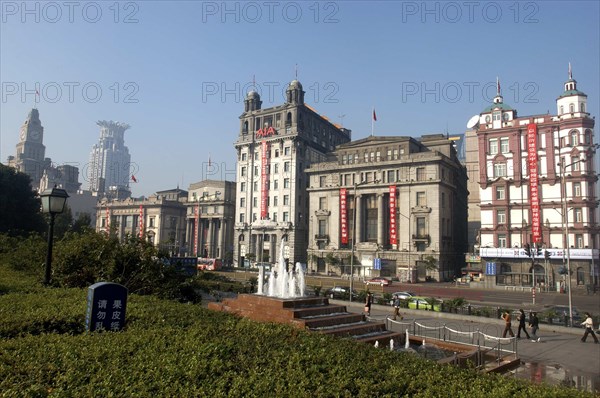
[315,234,329,241]
[412,234,430,243]
[315,209,331,217]
[234,222,248,230]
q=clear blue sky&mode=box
[1,1,599,196]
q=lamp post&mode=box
[40,186,69,285]
[349,180,366,302]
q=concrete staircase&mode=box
[209,294,403,345]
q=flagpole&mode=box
[371,106,374,136]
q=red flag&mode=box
[131,175,137,183]
[373,109,377,121]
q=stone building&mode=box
[96,188,187,254]
[476,69,599,290]
[233,80,351,267]
[184,180,236,262]
[305,134,468,282]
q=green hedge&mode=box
[0,266,592,397]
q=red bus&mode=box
[197,258,222,271]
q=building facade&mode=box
[88,121,132,200]
[476,71,599,290]
[7,108,51,190]
[305,135,469,282]
[232,80,352,267]
[184,180,236,262]
[96,188,187,254]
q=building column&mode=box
[377,194,384,247]
[207,219,214,257]
[355,195,362,244]
[217,220,224,258]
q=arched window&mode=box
[584,129,593,145]
[581,103,586,113]
[569,103,575,113]
[239,234,245,242]
[570,130,579,146]
[560,105,564,114]
[243,121,248,133]
[286,112,292,126]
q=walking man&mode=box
[516,309,530,339]
[392,295,403,321]
[529,312,540,342]
[580,312,599,344]
[365,292,373,317]
[502,311,514,338]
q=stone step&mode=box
[291,305,349,319]
[303,313,365,329]
[319,321,388,338]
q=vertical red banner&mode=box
[138,205,144,238]
[527,123,542,244]
[105,207,110,231]
[389,185,397,245]
[194,203,199,256]
[340,188,348,244]
[261,140,269,219]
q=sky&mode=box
[1,0,599,197]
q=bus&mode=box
[197,258,222,271]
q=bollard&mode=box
[468,304,472,316]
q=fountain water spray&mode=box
[389,339,394,351]
[260,239,306,298]
[405,329,410,349]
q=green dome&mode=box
[482,102,513,113]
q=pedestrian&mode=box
[529,312,540,342]
[392,295,403,321]
[580,312,599,344]
[516,309,530,339]
[365,292,373,317]
[501,311,514,338]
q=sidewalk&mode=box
[338,300,600,384]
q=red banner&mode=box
[340,188,348,244]
[389,185,397,245]
[527,123,542,244]
[138,205,144,238]
[194,203,200,256]
[105,207,110,231]
[261,141,269,219]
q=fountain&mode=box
[261,240,306,298]
[389,339,394,351]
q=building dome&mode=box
[288,79,303,90]
[247,90,260,99]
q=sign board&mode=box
[480,247,598,260]
[389,185,397,245]
[373,257,382,270]
[340,188,348,244]
[86,282,128,332]
[527,123,542,244]
[485,262,497,275]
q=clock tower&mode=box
[7,108,49,190]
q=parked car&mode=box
[542,305,581,325]
[365,277,391,287]
[325,286,358,299]
[407,297,442,312]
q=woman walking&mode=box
[580,312,599,343]
[365,292,373,316]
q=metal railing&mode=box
[386,317,518,365]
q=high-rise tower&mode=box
[88,121,132,199]
[6,108,50,190]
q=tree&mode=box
[0,164,45,236]
[71,213,92,234]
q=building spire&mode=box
[568,62,572,80]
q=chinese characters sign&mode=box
[261,141,270,219]
[138,205,144,238]
[389,185,397,245]
[340,188,348,244]
[86,282,128,332]
[527,123,542,244]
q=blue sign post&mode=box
[85,282,128,332]
[373,258,382,270]
[485,262,497,276]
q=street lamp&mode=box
[558,156,589,326]
[40,186,69,285]
[349,180,367,302]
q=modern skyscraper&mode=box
[88,121,132,199]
